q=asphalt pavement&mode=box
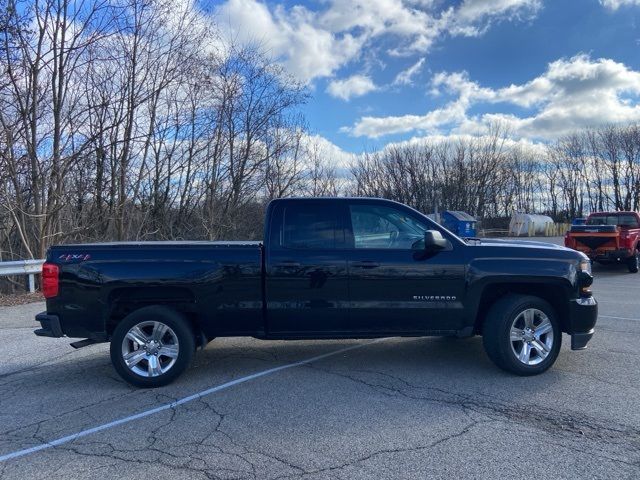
[0,237,639,479]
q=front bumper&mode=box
[35,312,64,338]
[568,296,597,350]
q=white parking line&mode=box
[600,314,640,321]
[594,300,640,305]
[0,340,383,463]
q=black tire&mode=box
[482,294,561,376]
[627,252,639,273]
[110,306,195,388]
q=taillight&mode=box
[564,233,573,248]
[42,263,59,298]
[620,231,631,248]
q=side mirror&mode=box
[424,230,448,251]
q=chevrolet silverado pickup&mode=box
[36,197,597,387]
[564,211,640,272]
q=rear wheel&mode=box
[110,306,195,387]
[627,252,639,273]
[482,294,561,375]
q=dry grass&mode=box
[0,291,44,307]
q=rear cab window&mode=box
[587,215,639,227]
[279,203,345,249]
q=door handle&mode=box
[352,261,380,268]
[275,261,301,268]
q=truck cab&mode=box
[264,198,467,336]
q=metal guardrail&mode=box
[479,228,510,237]
[0,259,45,292]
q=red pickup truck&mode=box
[565,211,640,272]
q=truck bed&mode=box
[46,242,264,339]
[55,240,262,248]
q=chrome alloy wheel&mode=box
[121,321,179,377]
[509,308,554,366]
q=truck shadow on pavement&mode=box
[4,335,537,392]
[591,262,638,274]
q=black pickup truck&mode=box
[36,197,597,387]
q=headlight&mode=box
[578,259,593,295]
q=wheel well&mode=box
[474,283,570,334]
[105,287,203,343]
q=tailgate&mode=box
[568,225,619,251]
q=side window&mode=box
[282,204,340,249]
[349,205,428,249]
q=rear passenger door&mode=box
[265,201,350,336]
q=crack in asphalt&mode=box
[1,388,141,439]
[0,342,383,476]
[1,331,640,479]
[2,361,639,480]
[0,349,96,383]
[303,365,640,467]
[554,367,640,391]
[39,400,306,480]
[271,419,487,480]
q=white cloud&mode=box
[214,0,544,83]
[499,55,640,137]
[345,70,490,137]
[600,0,640,10]
[377,132,548,158]
[344,102,469,138]
[303,134,354,169]
[393,58,426,85]
[345,54,640,140]
[326,74,378,101]
[215,0,364,82]
[431,71,496,102]
[447,0,542,36]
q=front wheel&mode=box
[110,306,195,387]
[482,294,561,375]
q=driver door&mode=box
[346,202,466,333]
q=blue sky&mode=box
[211,0,640,154]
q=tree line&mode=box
[353,123,640,223]
[2,0,640,277]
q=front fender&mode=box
[464,257,578,328]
